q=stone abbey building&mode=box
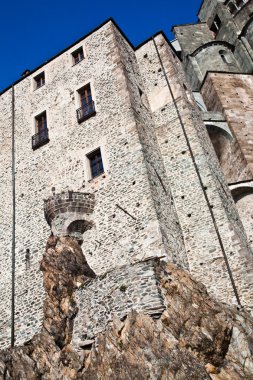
[0,0,252,349]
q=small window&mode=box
[35,111,47,133]
[138,87,149,109]
[210,15,222,37]
[72,47,84,65]
[34,72,45,90]
[32,111,49,150]
[235,0,247,8]
[219,50,234,65]
[79,84,92,108]
[87,148,104,178]
[227,1,237,14]
[76,83,96,123]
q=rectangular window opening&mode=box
[34,72,45,90]
[210,15,222,37]
[87,148,104,179]
[72,47,84,65]
[76,83,96,123]
[32,111,49,150]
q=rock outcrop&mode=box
[0,235,252,379]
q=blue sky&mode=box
[0,0,201,92]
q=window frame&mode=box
[33,71,45,90]
[79,84,92,108]
[76,82,96,123]
[71,46,85,66]
[86,148,104,179]
[32,110,49,150]
[210,15,222,37]
[35,111,47,134]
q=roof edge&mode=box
[197,0,206,16]
[0,21,179,96]
[171,21,205,32]
[0,18,135,96]
[135,31,180,58]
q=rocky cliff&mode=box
[0,235,253,379]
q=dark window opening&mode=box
[138,87,143,97]
[87,148,104,178]
[227,0,249,14]
[138,87,149,109]
[35,111,47,133]
[76,84,96,123]
[227,1,237,14]
[32,111,49,150]
[34,72,45,89]
[210,15,222,37]
[25,249,30,270]
[80,84,92,108]
[67,220,92,244]
[72,47,84,65]
[235,0,247,7]
[219,50,233,65]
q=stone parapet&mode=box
[44,191,95,238]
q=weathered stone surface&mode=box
[83,264,253,379]
[201,73,253,183]
[1,5,253,348]
[41,235,95,349]
[0,235,252,380]
[72,259,165,347]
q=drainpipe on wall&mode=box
[11,84,16,348]
[152,36,242,307]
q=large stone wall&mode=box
[176,0,253,91]
[173,23,213,56]
[172,2,253,309]
[201,73,253,182]
[0,18,190,349]
[135,33,253,311]
[230,181,253,248]
[0,21,180,348]
[72,259,165,347]
[111,25,187,267]
[205,123,248,184]
[0,6,253,350]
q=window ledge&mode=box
[88,172,106,183]
[34,83,45,92]
[72,57,85,67]
[77,110,96,124]
[32,138,50,151]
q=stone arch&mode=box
[206,124,233,160]
[231,186,253,202]
[241,16,253,49]
[206,124,236,180]
[191,42,239,77]
[231,186,253,245]
[44,191,95,237]
[196,101,206,111]
[193,92,207,111]
[67,219,93,244]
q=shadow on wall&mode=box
[231,186,253,245]
[206,124,233,173]
[67,220,93,245]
